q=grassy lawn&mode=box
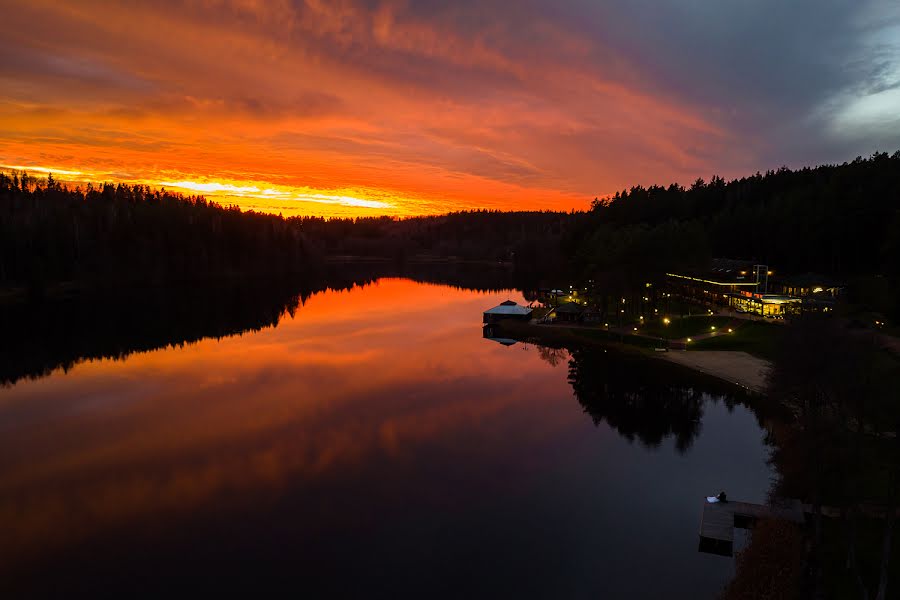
[574,327,666,349]
[640,315,734,339]
[690,320,783,360]
[502,313,784,358]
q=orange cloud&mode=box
[0,0,737,216]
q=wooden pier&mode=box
[698,498,805,556]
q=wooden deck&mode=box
[698,499,805,556]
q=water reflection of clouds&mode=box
[0,280,573,570]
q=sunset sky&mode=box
[2,0,899,217]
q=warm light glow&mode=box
[666,273,757,287]
[0,279,583,568]
[663,318,670,325]
[1,1,894,217]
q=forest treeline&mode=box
[297,209,574,282]
[0,172,572,294]
[566,152,900,277]
[563,151,900,316]
[0,172,316,295]
[3,151,899,312]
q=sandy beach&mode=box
[659,350,772,393]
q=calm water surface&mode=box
[0,279,773,598]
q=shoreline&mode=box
[494,320,772,394]
[657,350,771,393]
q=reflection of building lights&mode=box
[813,287,823,293]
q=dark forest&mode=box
[3,151,899,314]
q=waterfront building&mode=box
[483,300,533,324]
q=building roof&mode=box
[554,301,585,314]
[484,302,532,316]
[668,258,764,286]
[711,258,756,273]
[774,272,843,288]
[667,272,758,286]
[729,293,801,304]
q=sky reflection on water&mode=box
[0,279,773,598]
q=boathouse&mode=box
[483,300,533,324]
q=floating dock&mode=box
[698,499,805,556]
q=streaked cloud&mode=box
[0,0,896,215]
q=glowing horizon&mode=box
[1,1,898,217]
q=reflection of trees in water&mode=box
[565,348,741,453]
[536,346,569,367]
[0,279,356,387]
[0,264,540,387]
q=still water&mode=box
[0,279,773,598]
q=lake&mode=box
[0,278,774,598]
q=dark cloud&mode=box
[0,0,896,215]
